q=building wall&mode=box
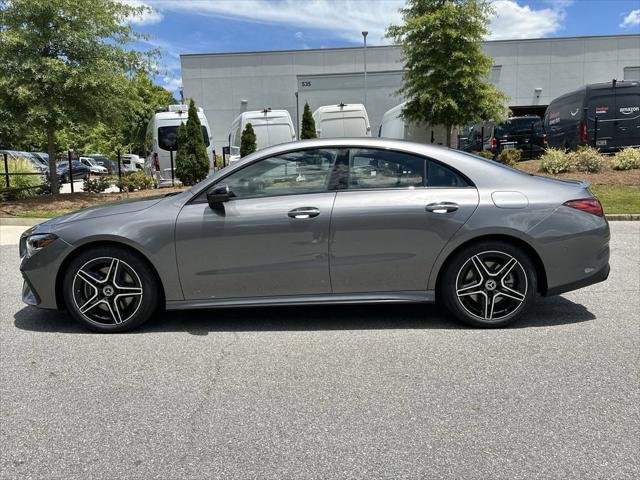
[181,35,640,153]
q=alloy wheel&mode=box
[71,257,143,325]
[455,250,528,322]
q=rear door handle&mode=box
[426,202,459,214]
[288,207,320,219]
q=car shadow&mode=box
[13,295,596,335]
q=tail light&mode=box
[564,198,603,217]
[543,134,548,147]
[579,121,588,143]
[490,137,497,149]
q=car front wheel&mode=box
[62,246,159,332]
[440,241,537,328]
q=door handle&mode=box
[426,202,459,214]
[288,207,320,219]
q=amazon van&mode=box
[544,80,640,152]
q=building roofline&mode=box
[180,34,639,58]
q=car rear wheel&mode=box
[440,241,537,328]
[62,246,159,332]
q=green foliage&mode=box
[300,102,317,139]
[0,157,42,199]
[240,123,257,157]
[611,148,640,171]
[496,148,521,166]
[570,146,603,173]
[116,171,154,192]
[473,150,494,159]
[0,0,158,191]
[175,99,210,186]
[387,0,509,146]
[540,149,573,174]
[83,175,113,193]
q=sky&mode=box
[121,0,640,96]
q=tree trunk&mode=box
[445,123,452,148]
[47,126,58,194]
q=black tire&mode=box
[440,241,537,328]
[62,246,159,333]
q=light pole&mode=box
[362,30,368,110]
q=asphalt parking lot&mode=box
[0,222,638,479]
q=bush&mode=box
[540,148,573,174]
[0,157,42,200]
[175,99,210,186]
[300,102,317,139]
[611,148,640,171]
[240,122,257,157]
[83,175,113,193]
[116,171,154,192]
[473,150,494,159]
[570,146,604,173]
[496,148,521,166]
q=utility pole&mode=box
[362,31,368,110]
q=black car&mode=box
[462,116,547,159]
[544,80,640,152]
[56,160,91,183]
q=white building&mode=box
[181,34,640,153]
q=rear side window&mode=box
[427,160,470,187]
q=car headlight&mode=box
[22,233,58,258]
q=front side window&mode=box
[348,148,425,189]
[222,148,339,199]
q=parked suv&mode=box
[462,116,547,159]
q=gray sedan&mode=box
[19,138,610,332]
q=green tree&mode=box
[240,123,257,157]
[175,99,209,186]
[0,0,156,191]
[300,102,317,139]
[387,0,508,146]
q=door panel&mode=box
[176,193,336,299]
[330,188,479,293]
[614,89,640,148]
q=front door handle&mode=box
[288,207,320,219]
[426,202,459,214]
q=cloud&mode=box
[161,76,182,94]
[489,0,568,40]
[295,31,304,40]
[620,9,640,28]
[119,0,164,26]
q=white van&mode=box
[379,102,455,147]
[145,104,214,186]
[312,103,371,138]
[228,109,296,164]
[122,154,144,171]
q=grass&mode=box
[590,185,640,215]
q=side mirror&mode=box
[206,183,233,209]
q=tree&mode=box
[240,123,257,157]
[386,0,508,146]
[175,99,209,186]
[0,0,156,191]
[300,102,317,139]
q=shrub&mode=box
[116,171,154,192]
[0,157,42,200]
[83,175,112,193]
[496,148,521,166]
[240,122,257,157]
[300,102,317,139]
[37,177,61,195]
[611,148,640,171]
[570,146,604,173]
[175,99,210,186]
[540,148,573,174]
[473,150,494,159]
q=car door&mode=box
[175,148,341,300]
[329,148,479,293]
[614,86,640,149]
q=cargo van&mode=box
[312,103,371,138]
[544,80,640,152]
[228,109,296,164]
[145,104,214,186]
[462,116,547,159]
[379,102,450,145]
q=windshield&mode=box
[158,126,210,151]
[496,118,542,136]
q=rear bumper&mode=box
[545,262,610,296]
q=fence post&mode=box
[593,116,599,148]
[480,126,485,150]
[170,150,175,187]
[530,121,534,159]
[117,149,123,192]
[3,153,9,190]
[68,150,74,193]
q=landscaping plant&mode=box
[83,176,113,193]
[496,148,521,166]
[116,171,155,192]
[175,99,210,186]
[473,150,494,160]
[300,102,317,139]
[0,157,41,200]
[540,148,573,174]
[240,123,257,157]
[570,146,603,173]
[611,147,640,171]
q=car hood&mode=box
[41,195,167,227]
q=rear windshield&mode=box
[496,118,543,136]
[158,126,210,151]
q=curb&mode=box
[606,214,640,221]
